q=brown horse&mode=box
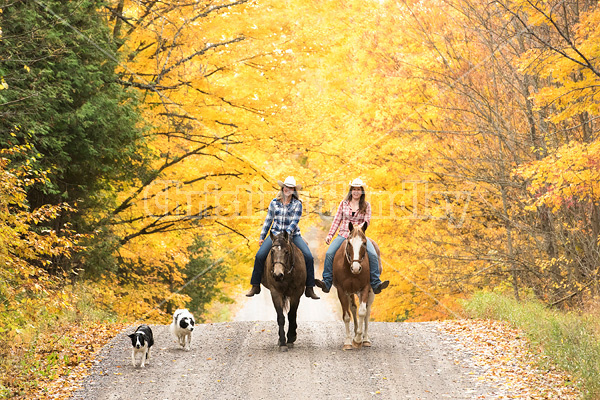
[332,221,381,350]
[261,231,307,351]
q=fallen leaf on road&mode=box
[439,320,581,399]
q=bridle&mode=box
[270,242,295,273]
[344,235,367,265]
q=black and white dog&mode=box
[128,324,154,368]
[170,309,195,351]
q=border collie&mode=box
[170,309,195,351]
[128,324,154,368]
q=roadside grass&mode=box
[0,285,125,399]
[463,291,600,399]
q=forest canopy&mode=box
[1,0,599,329]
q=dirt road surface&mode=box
[72,284,498,399]
[71,228,496,399]
[71,317,497,400]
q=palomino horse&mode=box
[332,221,381,350]
[262,231,307,351]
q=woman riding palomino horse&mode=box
[246,176,320,300]
[315,178,389,295]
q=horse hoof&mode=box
[343,344,353,351]
[279,345,289,352]
[352,340,363,349]
[362,341,372,347]
[286,342,294,349]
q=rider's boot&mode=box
[373,280,389,295]
[314,279,330,293]
[305,286,320,299]
[245,285,261,297]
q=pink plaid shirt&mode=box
[326,200,371,241]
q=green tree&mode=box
[0,0,149,234]
[179,237,231,322]
[0,0,151,276]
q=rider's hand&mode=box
[325,237,331,245]
[259,239,264,246]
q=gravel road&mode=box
[71,299,496,400]
[71,227,497,399]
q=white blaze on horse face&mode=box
[350,235,363,274]
[272,245,285,277]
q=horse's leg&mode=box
[350,294,358,334]
[271,293,288,351]
[363,290,375,347]
[287,297,300,347]
[276,306,288,351]
[353,288,370,348]
[338,291,353,350]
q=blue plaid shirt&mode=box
[259,197,303,240]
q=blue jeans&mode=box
[250,235,315,287]
[322,235,382,290]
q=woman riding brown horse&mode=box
[332,221,381,349]
[246,176,319,300]
[315,178,388,295]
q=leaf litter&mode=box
[21,319,582,399]
[439,319,581,399]
[23,322,126,400]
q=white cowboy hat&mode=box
[277,176,303,191]
[349,178,366,187]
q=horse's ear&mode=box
[361,222,368,233]
[348,222,354,232]
[283,231,289,242]
[269,231,275,242]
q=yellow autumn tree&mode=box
[99,0,370,320]
[100,0,600,321]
